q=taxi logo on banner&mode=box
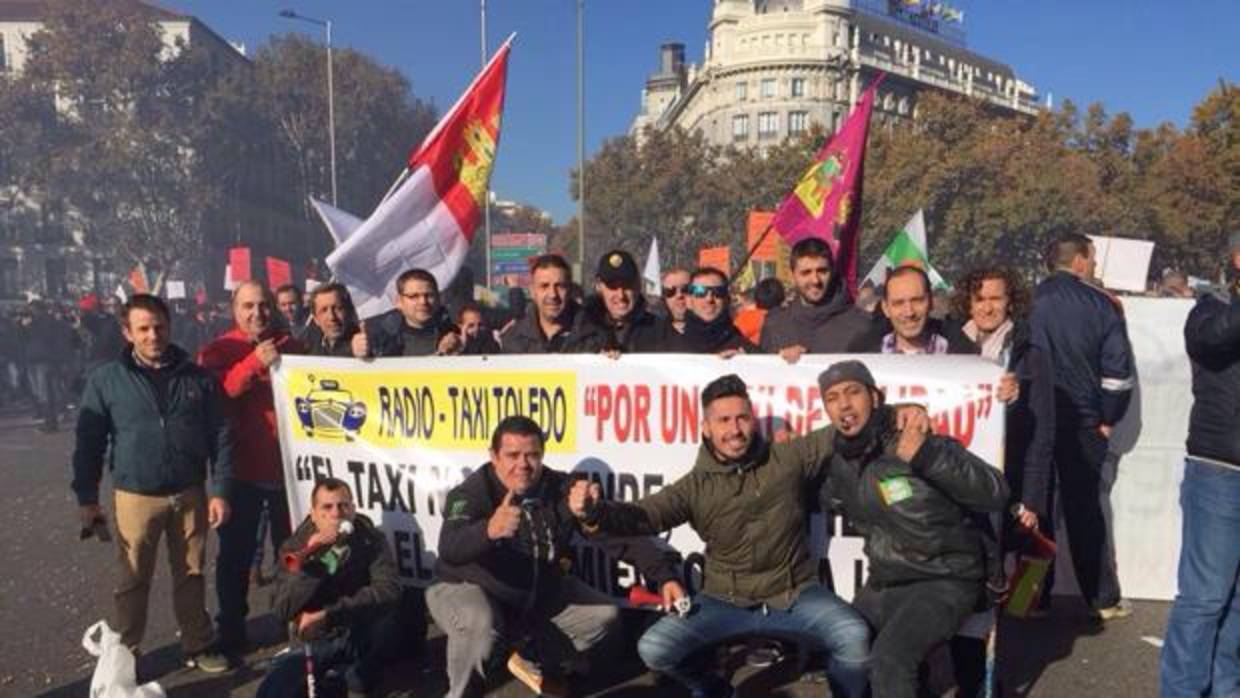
[295,376,369,441]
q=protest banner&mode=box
[272,354,1005,600]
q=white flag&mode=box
[860,210,949,290]
[310,197,363,246]
[643,237,662,293]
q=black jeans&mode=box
[853,578,980,698]
[256,610,408,697]
[215,481,291,647]
[1050,427,1122,610]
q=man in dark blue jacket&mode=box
[72,294,234,672]
[1030,233,1135,620]
[1160,233,1240,698]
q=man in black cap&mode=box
[583,249,670,353]
[816,359,1009,698]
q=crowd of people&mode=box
[57,229,1238,698]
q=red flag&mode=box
[325,37,512,318]
[128,266,148,293]
[265,257,291,291]
[771,77,882,294]
[228,247,251,284]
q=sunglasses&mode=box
[662,284,689,298]
[689,283,728,299]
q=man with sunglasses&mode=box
[583,249,671,353]
[501,254,608,354]
[761,238,873,360]
[659,269,692,336]
[365,268,463,357]
[669,267,758,355]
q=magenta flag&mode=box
[770,77,881,294]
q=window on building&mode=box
[788,111,809,134]
[45,258,65,297]
[758,112,779,138]
[760,78,776,98]
[735,81,748,100]
[732,114,749,141]
[790,77,806,97]
[0,258,17,298]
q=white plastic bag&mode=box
[81,620,166,698]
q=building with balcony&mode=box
[632,0,1040,147]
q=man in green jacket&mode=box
[569,374,928,698]
[72,294,234,673]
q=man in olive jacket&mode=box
[71,294,234,672]
[568,374,930,698]
[816,360,1009,698]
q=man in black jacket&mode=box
[301,283,368,358]
[816,360,1008,698]
[501,254,607,354]
[1029,233,1135,620]
[583,249,671,353]
[259,477,405,697]
[761,237,872,358]
[365,269,462,357]
[668,267,759,355]
[72,294,233,672]
[1160,234,1240,697]
[426,415,683,697]
[848,266,976,355]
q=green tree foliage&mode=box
[577,83,1240,285]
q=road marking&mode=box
[1141,636,1164,648]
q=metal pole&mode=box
[482,0,492,292]
[576,0,585,279]
[326,20,337,206]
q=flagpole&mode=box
[730,221,775,284]
[482,0,492,292]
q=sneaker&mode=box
[1094,599,1134,621]
[185,650,230,674]
[507,652,568,697]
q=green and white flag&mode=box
[860,210,949,290]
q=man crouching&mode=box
[259,478,404,698]
[426,415,684,698]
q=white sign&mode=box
[1090,235,1155,293]
[271,354,1005,599]
[165,280,186,300]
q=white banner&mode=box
[271,354,1006,599]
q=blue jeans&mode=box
[637,584,870,698]
[257,613,404,698]
[215,481,291,647]
[1160,458,1240,698]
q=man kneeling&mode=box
[816,360,1009,698]
[426,415,684,698]
[259,478,403,698]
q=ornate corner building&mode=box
[631,0,1040,147]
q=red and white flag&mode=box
[326,36,513,318]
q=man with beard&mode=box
[501,254,607,354]
[816,360,1009,698]
[659,269,692,336]
[300,283,367,358]
[668,267,759,355]
[848,266,976,355]
[566,374,931,698]
[365,269,462,357]
[761,238,871,359]
[583,249,670,353]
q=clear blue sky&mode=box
[176,1,1237,223]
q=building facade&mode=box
[632,0,1040,147]
[0,0,251,306]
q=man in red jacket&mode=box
[198,280,304,656]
